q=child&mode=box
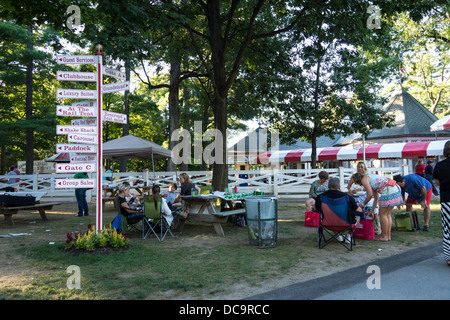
[161,183,180,210]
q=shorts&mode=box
[406,187,432,206]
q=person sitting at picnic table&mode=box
[393,174,432,231]
[161,182,182,210]
[174,173,201,202]
[305,171,329,212]
[117,182,144,218]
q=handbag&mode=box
[0,193,36,207]
[304,210,320,228]
[353,216,375,240]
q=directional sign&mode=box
[55,179,96,189]
[56,89,97,100]
[102,81,130,94]
[56,105,97,117]
[103,110,127,124]
[70,155,96,163]
[57,55,96,65]
[68,133,98,144]
[56,125,97,135]
[57,71,96,82]
[71,118,97,126]
[103,67,126,81]
[56,143,97,153]
[72,100,96,107]
[55,163,96,173]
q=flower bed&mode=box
[65,224,130,253]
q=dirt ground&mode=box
[0,200,442,300]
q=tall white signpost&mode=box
[95,48,103,233]
[55,45,128,233]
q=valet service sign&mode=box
[54,45,128,232]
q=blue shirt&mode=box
[404,174,431,202]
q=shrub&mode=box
[65,224,129,252]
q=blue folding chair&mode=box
[317,195,355,251]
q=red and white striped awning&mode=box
[45,153,74,162]
[430,115,450,132]
[250,140,448,164]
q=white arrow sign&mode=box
[57,55,96,65]
[103,110,128,124]
[102,81,130,94]
[72,100,96,107]
[71,118,97,126]
[55,163,96,173]
[56,144,97,153]
[68,133,98,144]
[56,105,97,117]
[56,125,97,135]
[57,71,96,82]
[55,179,96,189]
[103,67,126,81]
[70,155,96,163]
[57,89,97,100]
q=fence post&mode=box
[273,168,279,196]
[338,167,345,190]
[402,165,409,176]
[33,173,39,192]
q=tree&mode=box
[389,6,450,115]
[260,1,398,167]
[166,0,311,190]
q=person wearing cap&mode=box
[425,160,439,196]
[393,174,432,231]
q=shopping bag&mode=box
[304,210,320,228]
[395,211,420,231]
[354,216,375,240]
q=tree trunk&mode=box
[211,93,228,191]
[167,60,181,171]
[25,26,34,174]
[120,66,131,172]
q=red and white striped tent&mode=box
[250,140,449,164]
[430,115,450,132]
[44,153,75,162]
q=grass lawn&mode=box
[0,199,444,300]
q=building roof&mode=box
[335,87,450,146]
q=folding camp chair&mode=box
[114,196,145,235]
[317,195,355,251]
[143,195,175,241]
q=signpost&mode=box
[55,163,96,173]
[56,89,97,99]
[56,105,97,117]
[57,71,96,82]
[56,125,97,135]
[56,46,129,232]
[55,178,96,189]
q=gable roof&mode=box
[335,87,450,146]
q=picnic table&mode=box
[1,202,61,226]
[177,193,249,236]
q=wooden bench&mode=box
[0,202,60,226]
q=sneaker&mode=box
[423,225,429,231]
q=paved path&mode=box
[245,242,449,300]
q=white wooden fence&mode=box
[0,166,409,201]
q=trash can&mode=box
[245,196,277,248]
